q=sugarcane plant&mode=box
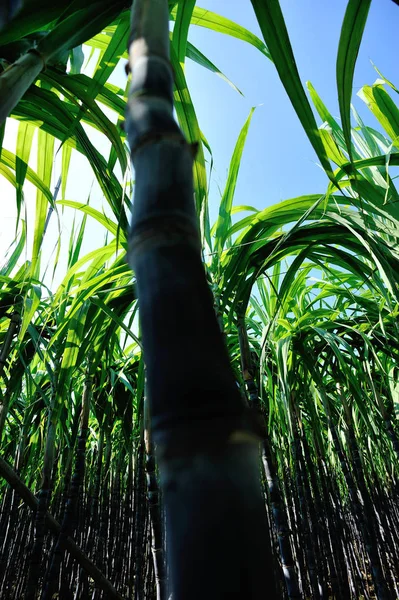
[0,0,398,598]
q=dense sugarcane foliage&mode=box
[0,0,399,598]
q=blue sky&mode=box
[184,0,398,219]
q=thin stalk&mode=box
[144,396,166,600]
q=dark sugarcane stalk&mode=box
[59,401,82,519]
[328,414,376,594]
[263,439,302,600]
[144,395,167,600]
[12,512,33,599]
[24,378,62,600]
[340,409,391,597]
[366,455,399,594]
[0,456,125,599]
[113,458,126,585]
[291,433,321,599]
[313,434,352,599]
[133,438,147,600]
[24,464,52,599]
[42,371,91,600]
[0,483,13,584]
[281,464,307,596]
[125,1,277,598]
[123,456,134,597]
[371,482,399,596]
[1,483,25,596]
[95,428,112,575]
[296,415,329,598]
[237,316,301,598]
[313,377,390,598]
[73,429,105,600]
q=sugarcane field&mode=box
[0,0,399,598]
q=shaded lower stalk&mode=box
[0,456,124,600]
[144,396,166,600]
[125,1,277,598]
[42,372,91,600]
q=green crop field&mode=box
[0,1,398,598]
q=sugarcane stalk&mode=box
[0,456,125,600]
[144,395,166,600]
[125,1,277,598]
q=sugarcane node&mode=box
[128,46,174,75]
[27,47,47,71]
[129,130,189,157]
[129,219,201,256]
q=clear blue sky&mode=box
[184,0,398,220]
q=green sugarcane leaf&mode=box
[32,128,54,277]
[12,85,128,232]
[319,128,348,167]
[186,41,242,95]
[15,121,34,223]
[171,5,272,61]
[250,0,335,184]
[90,295,141,348]
[41,70,127,174]
[57,200,126,242]
[173,0,196,65]
[0,1,72,45]
[371,62,399,94]
[336,0,371,160]
[91,11,130,96]
[61,144,72,200]
[1,220,26,276]
[1,148,54,206]
[214,107,255,259]
[67,211,88,270]
[37,2,126,66]
[358,84,399,149]
[0,162,17,187]
[55,301,89,415]
[69,45,84,75]
[19,284,41,342]
[307,81,351,155]
[171,44,207,219]
[55,241,118,296]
